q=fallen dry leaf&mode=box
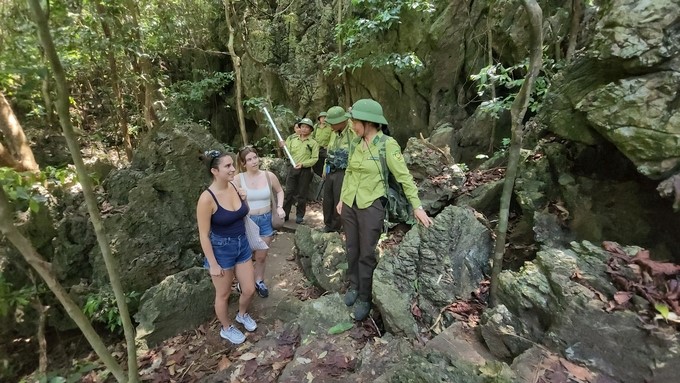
[217,356,231,371]
[560,359,593,382]
[613,291,633,305]
[239,352,257,361]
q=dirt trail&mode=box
[136,203,327,382]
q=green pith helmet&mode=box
[318,111,328,121]
[298,118,314,129]
[325,106,348,125]
[349,99,389,125]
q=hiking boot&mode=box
[344,289,358,306]
[235,312,257,332]
[220,325,245,345]
[255,280,269,298]
[295,217,304,224]
[322,226,334,233]
[353,300,371,321]
[284,214,290,221]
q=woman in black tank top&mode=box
[196,151,258,345]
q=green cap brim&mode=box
[349,110,388,125]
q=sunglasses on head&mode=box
[205,150,222,167]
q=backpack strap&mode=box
[377,135,390,197]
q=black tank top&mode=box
[206,184,248,237]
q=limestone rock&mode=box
[294,226,346,292]
[484,241,680,382]
[135,267,214,347]
[374,206,492,335]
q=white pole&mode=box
[262,107,297,167]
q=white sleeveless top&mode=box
[239,173,271,210]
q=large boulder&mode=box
[402,137,466,214]
[540,0,680,179]
[294,226,347,293]
[135,267,215,347]
[97,123,221,291]
[374,205,493,336]
[480,241,680,383]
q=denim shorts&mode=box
[249,211,275,237]
[203,232,252,270]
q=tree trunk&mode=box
[338,0,352,106]
[26,1,138,381]
[0,188,126,382]
[487,26,496,154]
[94,1,133,161]
[0,91,39,171]
[489,0,543,307]
[566,0,582,61]
[124,0,159,131]
[41,71,56,128]
[224,0,248,146]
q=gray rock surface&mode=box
[374,206,492,335]
[482,241,680,383]
[135,267,214,347]
[540,0,680,179]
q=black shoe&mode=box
[295,217,304,224]
[344,289,358,306]
[322,226,334,233]
[284,214,290,221]
[353,300,371,321]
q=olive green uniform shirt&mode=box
[285,134,319,168]
[325,121,357,171]
[340,132,421,209]
[312,123,333,148]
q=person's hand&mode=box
[278,140,285,148]
[276,207,285,219]
[294,164,302,169]
[237,188,247,199]
[209,264,223,277]
[414,207,433,228]
[336,202,342,215]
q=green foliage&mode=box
[163,69,234,123]
[0,166,83,213]
[328,322,354,335]
[470,57,561,118]
[0,274,35,319]
[82,290,140,333]
[26,361,106,383]
[328,0,435,75]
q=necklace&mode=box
[246,170,261,187]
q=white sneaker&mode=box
[220,325,245,344]
[235,312,257,332]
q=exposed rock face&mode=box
[540,0,680,180]
[135,267,214,347]
[99,123,222,291]
[402,137,466,214]
[480,241,680,383]
[374,206,493,335]
[294,226,347,293]
[239,1,573,148]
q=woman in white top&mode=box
[234,147,285,298]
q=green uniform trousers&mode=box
[322,169,345,231]
[283,167,314,219]
[341,199,385,302]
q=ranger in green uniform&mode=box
[337,99,433,321]
[322,106,356,232]
[278,118,319,224]
[312,111,332,176]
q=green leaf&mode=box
[29,198,40,213]
[655,303,670,320]
[328,322,354,335]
